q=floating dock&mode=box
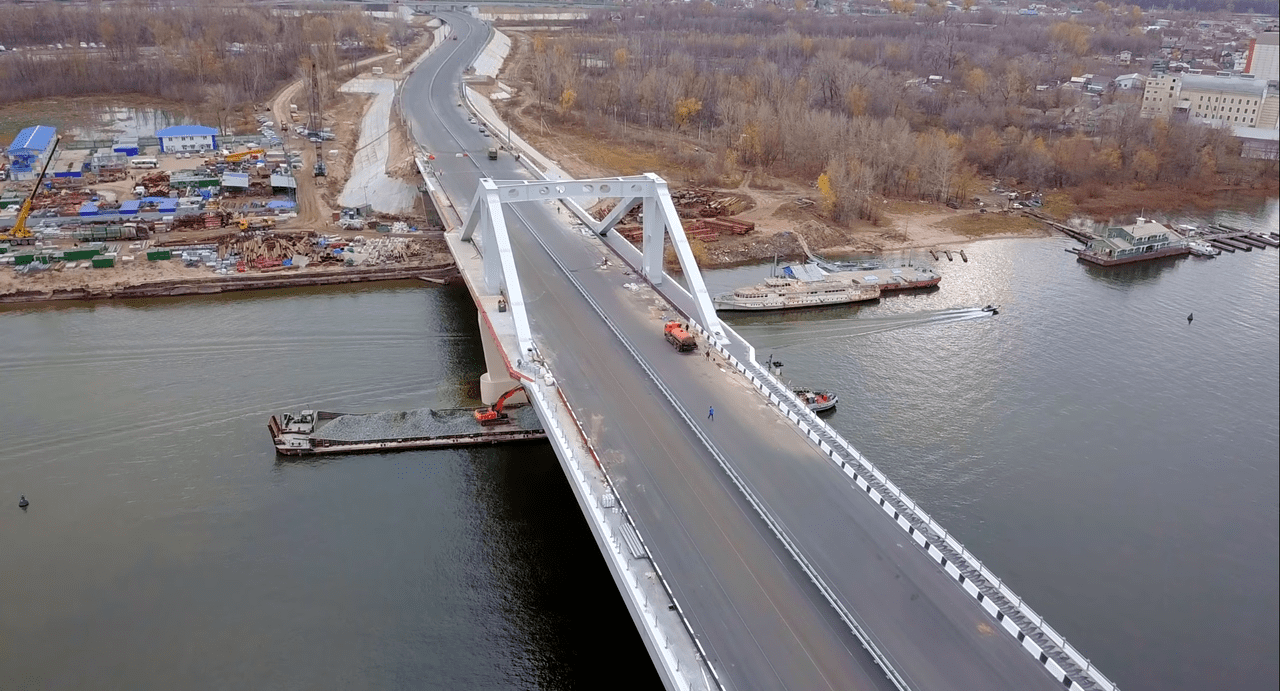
[268,406,546,456]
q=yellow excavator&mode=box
[2,135,61,246]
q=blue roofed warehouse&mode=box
[156,125,217,153]
[7,125,58,181]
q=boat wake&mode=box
[735,307,994,350]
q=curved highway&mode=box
[403,10,1069,691]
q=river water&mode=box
[2,201,1276,690]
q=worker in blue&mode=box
[708,405,714,421]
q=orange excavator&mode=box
[473,385,524,426]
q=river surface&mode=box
[2,202,1277,690]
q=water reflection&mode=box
[61,106,201,141]
[1079,253,1190,286]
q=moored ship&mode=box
[713,261,940,312]
[794,387,838,413]
[817,264,942,292]
[713,266,881,312]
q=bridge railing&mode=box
[689,322,1118,691]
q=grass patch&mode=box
[576,136,674,176]
[1039,191,1077,219]
[938,212,1043,237]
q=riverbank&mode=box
[0,261,457,305]
[489,26,1277,269]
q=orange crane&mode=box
[473,386,524,426]
[1,134,61,245]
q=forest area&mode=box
[516,2,1278,224]
[0,1,409,119]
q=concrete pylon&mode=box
[477,312,526,406]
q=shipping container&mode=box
[146,250,172,261]
[92,257,115,268]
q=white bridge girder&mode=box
[460,173,727,350]
[460,175,727,350]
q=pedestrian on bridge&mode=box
[708,405,714,421]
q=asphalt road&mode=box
[403,12,1066,691]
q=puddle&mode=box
[0,102,206,144]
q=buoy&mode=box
[1187,313,1194,324]
[18,495,29,509]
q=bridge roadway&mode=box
[404,11,1069,690]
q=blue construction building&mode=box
[156,125,218,153]
[7,125,58,181]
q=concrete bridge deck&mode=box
[402,8,1113,691]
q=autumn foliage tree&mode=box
[509,2,1272,212]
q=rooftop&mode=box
[7,125,57,156]
[156,125,217,138]
[1179,73,1270,98]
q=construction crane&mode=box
[473,386,525,426]
[302,53,328,178]
[225,148,264,163]
[2,134,61,245]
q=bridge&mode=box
[402,8,1117,691]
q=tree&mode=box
[1049,22,1091,58]
[674,97,703,130]
[1131,148,1159,182]
[559,87,577,113]
[817,171,837,215]
[963,68,989,104]
[845,86,868,117]
[966,126,1002,170]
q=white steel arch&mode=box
[460,174,727,348]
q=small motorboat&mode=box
[794,388,838,413]
[982,304,999,315]
[18,495,29,509]
[1187,240,1219,257]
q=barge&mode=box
[268,407,546,456]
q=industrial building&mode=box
[1244,29,1279,84]
[156,125,218,153]
[6,125,58,181]
[1140,72,1277,129]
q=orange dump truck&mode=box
[664,321,697,352]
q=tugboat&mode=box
[794,388,838,413]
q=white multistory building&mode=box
[1140,72,1277,129]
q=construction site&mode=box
[0,14,451,304]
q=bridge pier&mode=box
[477,311,528,405]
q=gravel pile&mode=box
[312,406,542,442]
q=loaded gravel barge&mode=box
[269,407,546,456]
